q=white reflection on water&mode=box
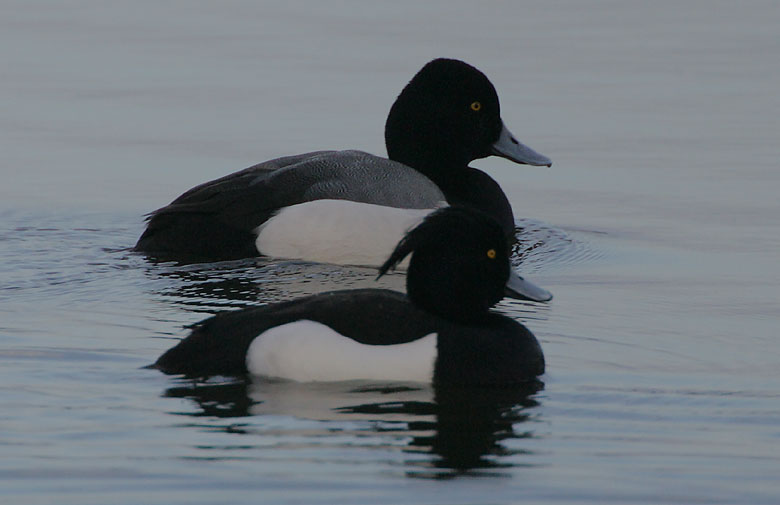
[162,378,543,479]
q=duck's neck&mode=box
[427,166,517,242]
[386,131,516,240]
[385,100,478,190]
[445,168,516,241]
[386,141,487,206]
[389,144,472,191]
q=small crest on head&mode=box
[377,206,505,279]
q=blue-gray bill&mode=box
[491,121,552,167]
[505,271,553,302]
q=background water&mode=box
[2,1,779,504]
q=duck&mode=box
[151,207,545,386]
[135,58,553,302]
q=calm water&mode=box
[2,2,779,504]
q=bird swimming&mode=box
[135,58,552,301]
[151,206,545,385]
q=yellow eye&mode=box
[470,101,482,111]
[486,249,496,259]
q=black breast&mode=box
[433,314,544,385]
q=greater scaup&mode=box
[136,58,552,301]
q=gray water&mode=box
[2,2,779,504]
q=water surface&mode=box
[2,2,779,504]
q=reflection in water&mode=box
[513,219,604,273]
[136,217,583,318]
[408,385,541,477]
[141,255,406,313]
[162,378,543,478]
[164,380,257,418]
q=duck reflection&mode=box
[162,377,543,478]
[142,256,406,312]
[138,221,556,315]
[409,384,541,477]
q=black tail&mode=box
[152,308,276,377]
[135,212,259,261]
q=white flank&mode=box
[246,320,437,382]
[254,199,445,267]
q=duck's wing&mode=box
[169,151,336,205]
[150,289,440,378]
[135,151,444,259]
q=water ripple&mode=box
[512,218,607,273]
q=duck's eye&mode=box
[486,248,496,259]
[470,101,482,112]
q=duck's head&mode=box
[378,207,511,323]
[385,58,552,172]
